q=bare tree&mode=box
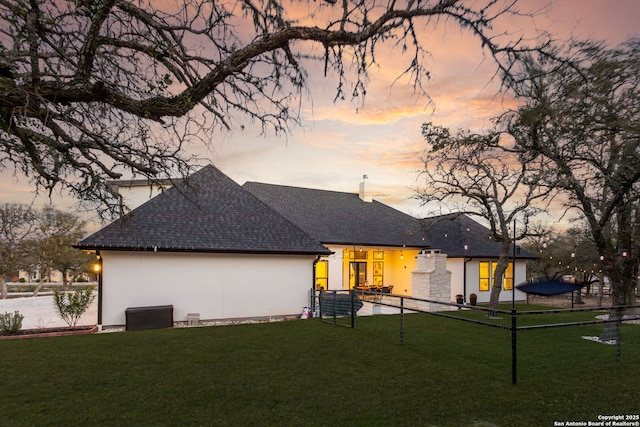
[24,206,93,295]
[0,0,550,215]
[0,203,38,298]
[522,224,601,303]
[503,38,640,308]
[418,122,552,309]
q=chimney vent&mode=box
[359,175,372,202]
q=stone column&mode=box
[411,249,452,311]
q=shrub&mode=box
[0,311,24,335]
[53,289,95,327]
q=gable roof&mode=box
[242,182,429,248]
[421,213,536,259]
[76,165,330,255]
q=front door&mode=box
[349,262,367,289]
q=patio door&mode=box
[349,262,367,289]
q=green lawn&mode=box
[0,311,638,426]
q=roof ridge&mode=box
[244,181,360,197]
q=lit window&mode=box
[315,260,328,290]
[479,261,491,291]
[504,263,513,290]
[479,261,513,291]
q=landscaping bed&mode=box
[0,325,98,340]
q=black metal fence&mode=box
[313,289,640,385]
[315,290,361,327]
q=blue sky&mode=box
[1,0,639,227]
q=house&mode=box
[77,164,533,328]
[75,165,331,327]
[243,182,534,305]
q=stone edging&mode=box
[0,326,98,340]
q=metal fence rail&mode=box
[313,289,640,384]
[317,290,362,327]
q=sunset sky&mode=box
[1,0,639,228]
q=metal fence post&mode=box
[350,290,356,328]
[400,297,404,345]
[511,308,517,385]
[332,290,337,325]
[616,306,622,364]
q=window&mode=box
[315,260,328,290]
[479,261,513,291]
[504,263,513,290]
[349,250,368,260]
[373,261,383,286]
[479,261,493,291]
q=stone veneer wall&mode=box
[411,249,453,311]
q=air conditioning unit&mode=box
[125,305,173,331]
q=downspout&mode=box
[464,257,472,303]
[311,256,320,317]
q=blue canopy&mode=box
[515,280,582,296]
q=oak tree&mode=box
[419,122,552,309]
[23,206,93,294]
[0,0,549,215]
[503,38,640,307]
[0,203,37,298]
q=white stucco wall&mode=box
[447,258,465,298]
[117,184,171,211]
[463,259,527,304]
[327,248,344,291]
[100,251,316,326]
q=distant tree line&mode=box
[0,204,95,299]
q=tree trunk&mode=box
[600,277,635,342]
[0,278,7,299]
[597,273,605,307]
[33,281,42,297]
[574,281,583,305]
[489,248,510,312]
[488,284,502,311]
[62,269,70,291]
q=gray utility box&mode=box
[125,305,173,331]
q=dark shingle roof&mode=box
[76,165,330,255]
[243,182,429,248]
[421,213,536,259]
[241,182,534,258]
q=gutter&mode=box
[73,244,331,256]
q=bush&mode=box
[53,289,95,327]
[0,311,24,335]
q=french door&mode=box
[349,262,367,289]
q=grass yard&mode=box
[0,310,638,426]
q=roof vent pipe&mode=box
[359,175,372,202]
